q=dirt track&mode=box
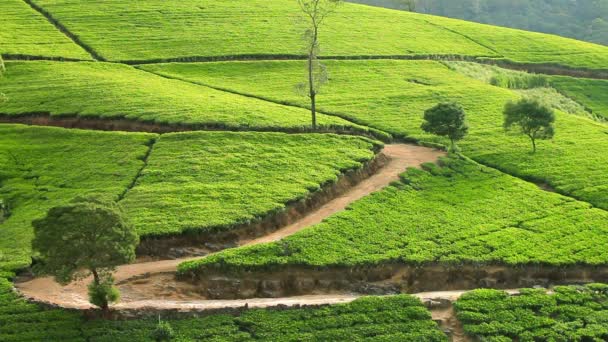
[15,144,445,310]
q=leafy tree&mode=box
[503,98,555,153]
[421,102,469,152]
[296,0,342,130]
[32,197,138,311]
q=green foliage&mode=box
[0,0,91,59]
[151,321,174,342]
[504,98,556,153]
[0,61,368,135]
[88,277,120,310]
[445,61,549,90]
[142,60,608,210]
[0,124,152,271]
[455,284,608,341]
[421,102,468,151]
[121,131,379,237]
[32,198,138,284]
[179,157,608,274]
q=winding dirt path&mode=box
[15,144,445,310]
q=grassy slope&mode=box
[179,157,608,273]
[29,0,494,62]
[0,124,153,271]
[0,61,369,134]
[428,14,608,70]
[122,132,379,237]
[455,285,608,341]
[0,0,90,60]
[551,76,608,120]
[141,60,608,210]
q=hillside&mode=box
[1,0,607,341]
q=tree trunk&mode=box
[530,135,537,153]
[91,268,109,312]
[311,92,317,130]
[450,138,456,152]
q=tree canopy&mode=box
[32,197,138,284]
[503,98,555,153]
[421,102,469,152]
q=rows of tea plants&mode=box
[121,131,380,236]
[455,284,608,341]
[0,272,84,342]
[0,61,374,136]
[0,124,153,271]
[27,0,494,62]
[550,76,608,120]
[82,295,446,341]
[0,0,90,60]
[142,60,608,210]
[180,157,608,274]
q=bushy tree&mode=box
[503,98,555,153]
[296,0,342,130]
[421,102,469,152]
[32,197,138,311]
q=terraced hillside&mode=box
[180,157,608,277]
[0,0,607,341]
[0,0,605,72]
[141,60,608,210]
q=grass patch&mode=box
[0,0,91,60]
[121,131,380,237]
[0,61,370,135]
[455,284,608,341]
[142,60,608,210]
[179,157,608,274]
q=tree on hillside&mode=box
[32,197,138,312]
[296,0,342,130]
[421,102,469,152]
[503,98,555,153]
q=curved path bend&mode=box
[15,144,445,310]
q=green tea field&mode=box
[1,0,607,340]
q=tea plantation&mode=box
[0,124,153,270]
[455,285,608,341]
[550,76,608,120]
[180,157,608,274]
[0,125,378,268]
[1,0,608,339]
[0,61,371,135]
[0,0,90,60]
[121,131,379,236]
[142,60,608,210]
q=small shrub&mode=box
[152,321,175,342]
